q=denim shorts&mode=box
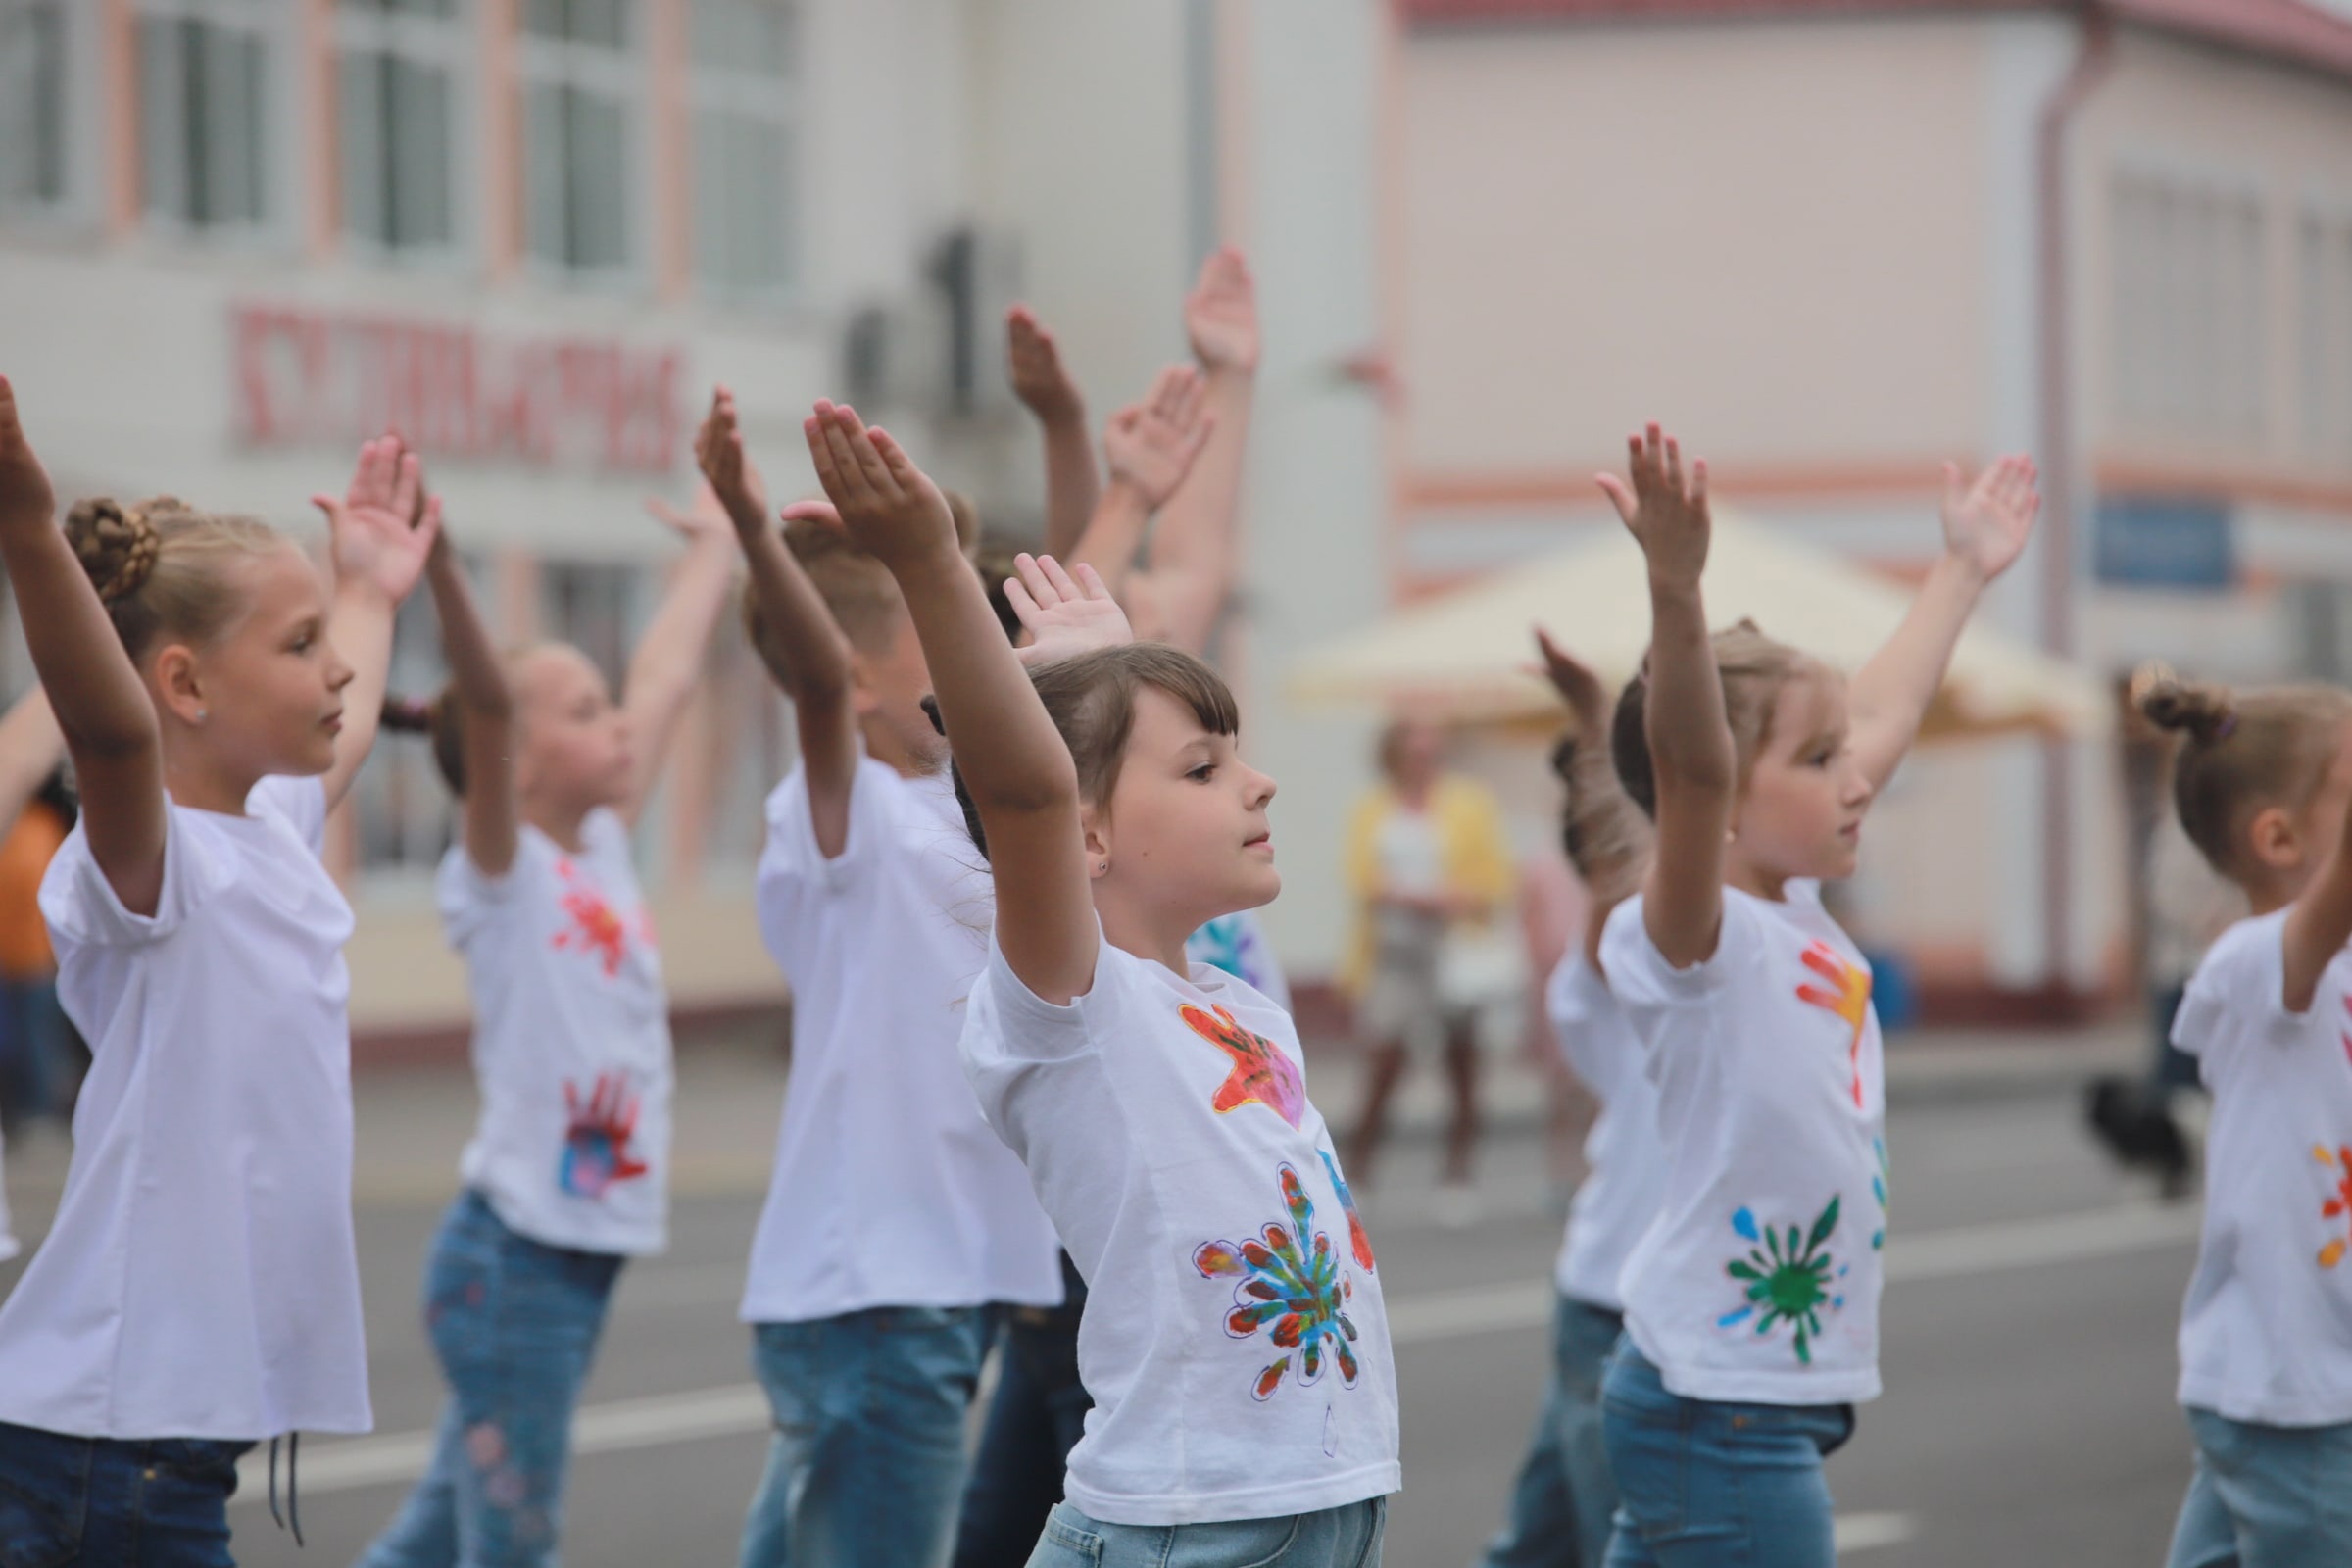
[1028,1496,1388,1568]
[0,1420,254,1568]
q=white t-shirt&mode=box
[0,777,369,1440]
[441,808,671,1256]
[742,759,1062,1323]
[2171,909,2352,1426]
[962,930,1401,1527]
[1601,884,1886,1406]
[1550,952,1669,1313]
[1373,809,1445,952]
[1186,908,1292,1012]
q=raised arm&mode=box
[0,687,65,835]
[423,530,518,879]
[696,388,859,858]
[2283,746,2352,1012]
[1068,364,1211,605]
[1601,425,1730,970]
[807,402,1096,1004]
[619,478,737,826]
[1846,456,2039,790]
[317,436,442,811]
[1534,629,1655,968]
[0,378,164,912]
[1147,246,1260,656]
[1008,307,1101,562]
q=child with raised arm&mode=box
[2128,668,2352,1567]
[805,400,1398,1567]
[355,483,733,1568]
[1597,426,2037,1566]
[1480,636,1665,1568]
[696,389,1064,1568]
[0,380,436,1562]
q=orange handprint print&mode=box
[1796,942,1873,1109]
[1181,1003,1306,1129]
[560,1072,649,1200]
[553,860,631,977]
[2317,1145,2352,1269]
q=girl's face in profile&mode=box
[1090,687,1279,932]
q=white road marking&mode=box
[236,1200,2197,1506]
[1835,1512,1917,1552]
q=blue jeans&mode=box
[740,1303,995,1568]
[2166,1406,2352,1567]
[358,1190,625,1568]
[0,1420,254,1567]
[956,1254,1093,1568]
[0,973,67,1124]
[1481,1296,1625,1568]
[1025,1498,1388,1568]
[1599,1343,1854,1568]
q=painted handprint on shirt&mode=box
[1181,1003,1306,1129]
[1194,1163,1362,1401]
[560,1072,649,1200]
[552,860,633,978]
[1796,942,1872,1109]
[2318,1144,2352,1269]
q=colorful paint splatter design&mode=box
[2340,995,2352,1070]
[1188,913,1274,995]
[1193,1163,1362,1401]
[1718,1199,1847,1365]
[1319,1149,1378,1272]
[559,1072,649,1199]
[1796,942,1873,1109]
[1871,1136,1890,1251]
[1181,1003,1306,1129]
[2318,1145,2352,1269]
[552,860,640,978]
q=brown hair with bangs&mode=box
[1611,618,1814,818]
[939,643,1241,861]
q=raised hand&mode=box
[802,401,956,574]
[1007,553,1133,667]
[0,377,55,533]
[646,479,734,547]
[1939,454,2040,583]
[1533,627,1608,733]
[314,434,440,603]
[694,385,772,534]
[1102,365,1213,510]
[1007,306,1084,424]
[1185,246,1260,374]
[1597,422,1709,589]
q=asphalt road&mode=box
[0,1067,2196,1568]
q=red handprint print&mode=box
[552,860,630,978]
[1796,942,1874,1109]
[560,1072,649,1200]
[1180,1003,1306,1129]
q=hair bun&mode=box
[64,497,164,605]
[2132,662,2237,745]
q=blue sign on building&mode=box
[2095,496,2234,591]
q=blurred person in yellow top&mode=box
[1342,718,1517,1214]
[0,698,71,1140]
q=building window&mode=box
[2110,170,2267,442]
[689,0,799,297]
[136,0,281,234]
[539,558,646,697]
[2300,209,2352,466]
[518,0,638,277]
[336,0,466,257]
[0,1,77,219]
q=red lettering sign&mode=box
[231,305,684,477]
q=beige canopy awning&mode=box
[1288,511,2114,738]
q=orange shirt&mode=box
[0,804,66,978]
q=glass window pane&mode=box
[523,78,566,263]
[566,86,628,270]
[138,17,188,221]
[389,55,451,248]
[569,0,628,48]
[340,51,386,243]
[0,2,70,209]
